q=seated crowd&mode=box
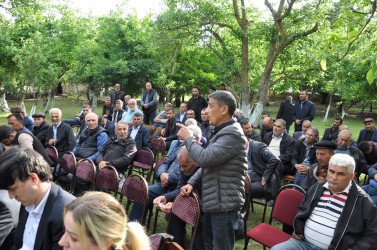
[1,84,377,250]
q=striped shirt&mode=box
[304,182,351,249]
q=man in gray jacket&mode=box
[178,91,247,250]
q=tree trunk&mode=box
[92,94,98,112]
[341,101,346,119]
[30,105,36,116]
[51,96,56,110]
[44,93,51,114]
[1,94,10,112]
[323,94,333,122]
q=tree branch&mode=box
[279,0,297,21]
[265,0,276,17]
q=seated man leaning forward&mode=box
[0,147,75,250]
[271,154,377,250]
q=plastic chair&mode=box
[58,152,77,192]
[128,148,154,182]
[46,146,59,177]
[95,166,119,198]
[74,158,96,195]
[244,184,306,250]
[120,174,149,224]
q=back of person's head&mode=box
[64,192,150,250]
[0,125,15,141]
[187,125,202,139]
[7,113,23,122]
[359,141,371,153]
[185,118,197,126]
[10,105,25,115]
[0,146,52,189]
[208,91,237,117]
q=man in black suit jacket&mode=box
[32,112,51,146]
[110,83,126,106]
[175,102,187,124]
[263,119,295,175]
[100,117,115,138]
[45,108,76,162]
[161,108,181,150]
[321,117,342,141]
[0,190,20,249]
[276,96,294,133]
[129,113,151,149]
[292,90,315,132]
[0,147,75,250]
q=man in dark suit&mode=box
[292,120,311,140]
[32,112,51,146]
[160,107,181,150]
[356,118,377,145]
[0,190,20,249]
[321,117,342,141]
[141,82,158,125]
[175,102,187,124]
[292,90,315,132]
[276,96,294,133]
[263,119,295,175]
[110,83,126,106]
[100,117,115,138]
[45,108,76,162]
[129,113,151,149]
[0,147,75,250]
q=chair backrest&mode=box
[133,148,154,170]
[155,127,164,137]
[45,146,58,166]
[170,193,200,228]
[155,156,168,173]
[96,166,119,195]
[121,174,149,204]
[242,174,252,219]
[270,184,306,226]
[60,152,77,174]
[76,159,96,183]
[151,137,166,153]
[144,124,155,139]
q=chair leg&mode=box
[262,202,268,223]
[146,207,153,232]
[244,237,250,250]
[153,209,159,234]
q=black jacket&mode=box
[96,136,137,172]
[187,95,207,123]
[45,123,76,160]
[112,109,125,124]
[102,104,114,121]
[110,90,125,106]
[33,121,51,146]
[291,138,317,168]
[292,100,315,131]
[263,132,295,169]
[321,127,339,141]
[165,117,181,142]
[246,129,262,142]
[128,124,151,150]
[294,180,377,249]
[348,146,369,178]
[276,100,294,125]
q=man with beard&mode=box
[121,99,143,126]
[321,117,343,141]
[102,96,114,121]
[357,118,377,145]
[187,87,207,123]
[292,90,315,132]
[110,83,125,106]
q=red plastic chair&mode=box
[128,148,154,182]
[74,158,96,194]
[244,184,306,250]
[95,166,119,198]
[57,152,77,192]
[120,174,149,224]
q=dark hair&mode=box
[133,112,143,118]
[334,116,343,123]
[240,119,250,127]
[7,113,23,122]
[0,146,53,189]
[262,112,270,117]
[359,141,371,153]
[166,107,174,113]
[220,83,226,87]
[300,90,308,95]
[209,86,216,91]
[0,125,16,141]
[10,106,25,115]
[208,91,237,117]
[192,86,199,90]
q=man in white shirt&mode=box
[0,146,74,250]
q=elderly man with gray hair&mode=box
[335,129,369,181]
[121,98,143,126]
[272,154,377,250]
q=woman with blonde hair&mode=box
[59,192,150,250]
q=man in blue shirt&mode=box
[121,99,143,126]
[141,82,158,125]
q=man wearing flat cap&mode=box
[301,140,336,190]
[357,118,377,145]
[32,112,51,146]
